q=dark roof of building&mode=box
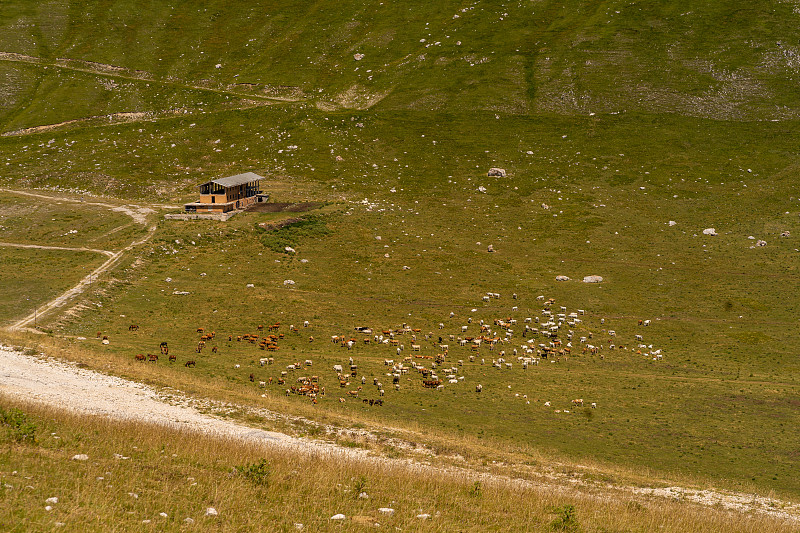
[205,172,264,188]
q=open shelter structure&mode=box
[184,172,267,214]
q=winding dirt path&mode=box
[0,188,165,223]
[0,242,114,257]
[1,188,166,331]
[7,225,156,331]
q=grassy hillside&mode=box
[1,0,800,513]
[3,397,794,533]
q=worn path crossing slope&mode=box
[0,188,169,331]
[1,345,799,524]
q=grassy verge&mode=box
[0,396,795,532]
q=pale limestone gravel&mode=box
[1,345,799,524]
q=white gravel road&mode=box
[0,345,312,451]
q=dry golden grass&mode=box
[0,396,797,532]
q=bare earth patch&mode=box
[246,202,323,213]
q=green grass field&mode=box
[1,0,800,524]
[0,247,106,325]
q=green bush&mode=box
[550,504,580,532]
[236,458,271,486]
[350,475,368,498]
[1,407,37,444]
[257,216,331,254]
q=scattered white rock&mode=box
[71,454,89,461]
[402,265,410,270]
[756,240,767,247]
[283,280,296,287]
[246,284,255,288]
[477,185,487,193]
[555,275,570,281]
[76,337,86,340]
[142,520,151,524]
[487,168,506,177]
[358,492,369,499]
[668,221,676,226]
[487,244,495,253]
[128,492,138,499]
[205,507,218,516]
[702,228,717,236]
[172,290,190,295]
[294,524,304,530]
[45,505,53,511]
[416,514,431,520]
[300,258,308,263]
[46,497,58,504]
[159,512,168,518]
[331,514,346,520]
[165,277,172,282]
[184,518,195,524]
[748,236,755,240]
[354,53,364,60]
[583,275,603,283]
[378,508,394,515]
[285,246,296,254]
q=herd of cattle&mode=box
[122,293,664,413]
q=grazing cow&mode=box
[148,354,158,362]
[591,402,597,409]
[572,399,584,407]
[544,401,551,407]
[135,354,146,362]
[211,346,218,354]
[259,381,266,388]
[197,327,204,334]
[476,384,482,393]
[129,324,139,331]
[185,360,196,367]
[249,373,255,382]
[168,354,176,363]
